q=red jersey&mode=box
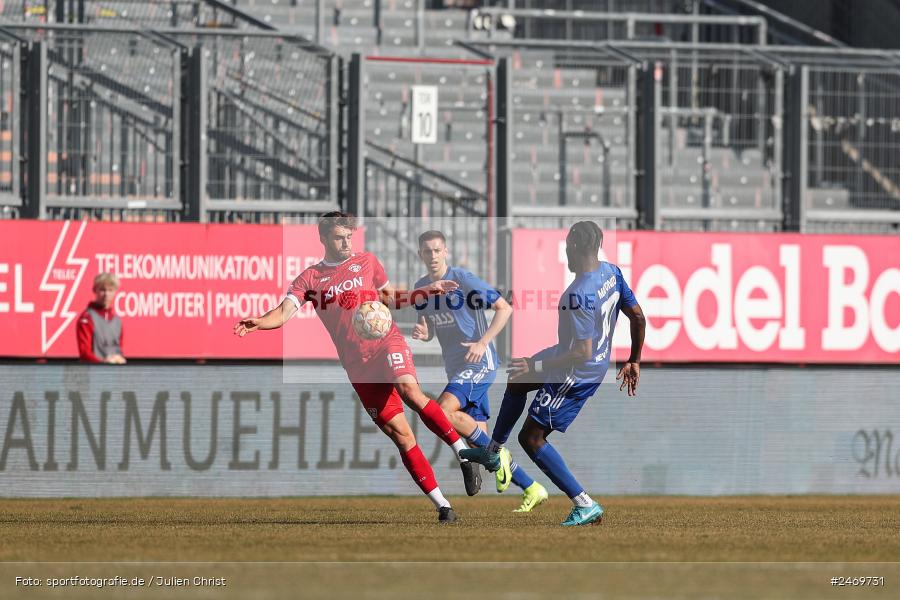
[285,252,404,366]
[76,302,123,363]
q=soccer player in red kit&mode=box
[234,212,475,523]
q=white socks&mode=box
[451,438,469,462]
[572,491,594,508]
[427,487,451,510]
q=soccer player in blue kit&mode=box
[413,230,549,512]
[461,221,646,526]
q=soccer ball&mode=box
[352,300,393,340]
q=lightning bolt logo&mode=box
[40,221,89,353]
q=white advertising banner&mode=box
[1,364,898,497]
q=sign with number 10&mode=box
[411,85,438,144]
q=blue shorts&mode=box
[528,377,600,432]
[528,347,601,432]
[444,364,497,422]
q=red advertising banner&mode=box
[0,220,348,359]
[511,230,900,363]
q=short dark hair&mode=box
[318,211,358,237]
[567,221,603,255]
[418,230,446,248]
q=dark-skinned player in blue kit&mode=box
[461,221,646,526]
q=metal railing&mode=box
[358,54,493,200]
[467,8,767,46]
[644,43,784,231]
[184,32,335,203]
[777,48,900,233]
[504,45,638,225]
[0,37,21,217]
[508,0,842,47]
[363,141,489,290]
[0,25,186,221]
[699,0,844,47]
[228,0,426,50]
[470,39,784,231]
[0,0,273,30]
[0,23,337,222]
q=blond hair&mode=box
[93,272,120,291]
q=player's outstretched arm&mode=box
[507,338,594,382]
[379,280,459,310]
[234,297,298,337]
[616,303,646,396]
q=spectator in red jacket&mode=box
[77,273,126,364]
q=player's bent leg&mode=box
[377,410,417,452]
[459,378,542,479]
[490,379,544,451]
[446,382,540,501]
[394,376,477,496]
[394,375,467,456]
[519,417,602,526]
[437,392,480,436]
[378,412,457,523]
[463,417,541,502]
[437,392,483,496]
[517,417,548,455]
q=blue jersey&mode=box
[549,262,637,384]
[414,266,500,375]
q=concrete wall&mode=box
[1,364,898,497]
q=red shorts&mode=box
[347,338,417,426]
[351,383,405,426]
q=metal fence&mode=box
[640,43,784,232]
[468,8,767,46]
[174,31,337,215]
[359,55,492,198]
[780,49,900,233]
[469,39,785,231]
[345,53,495,300]
[47,31,179,209]
[0,37,20,218]
[0,0,268,29]
[1,9,898,234]
[2,26,185,221]
[363,141,489,290]
[0,24,337,222]
[509,0,845,47]
[498,44,639,230]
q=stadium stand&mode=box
[0,0,896,235]
[0,15,337,223]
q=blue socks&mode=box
[466,426,535,491]
[465,427,491,447]
[510,461,535,490]
[530,442,584,499]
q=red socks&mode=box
[400,445,438,493]
[417,400,461,445]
